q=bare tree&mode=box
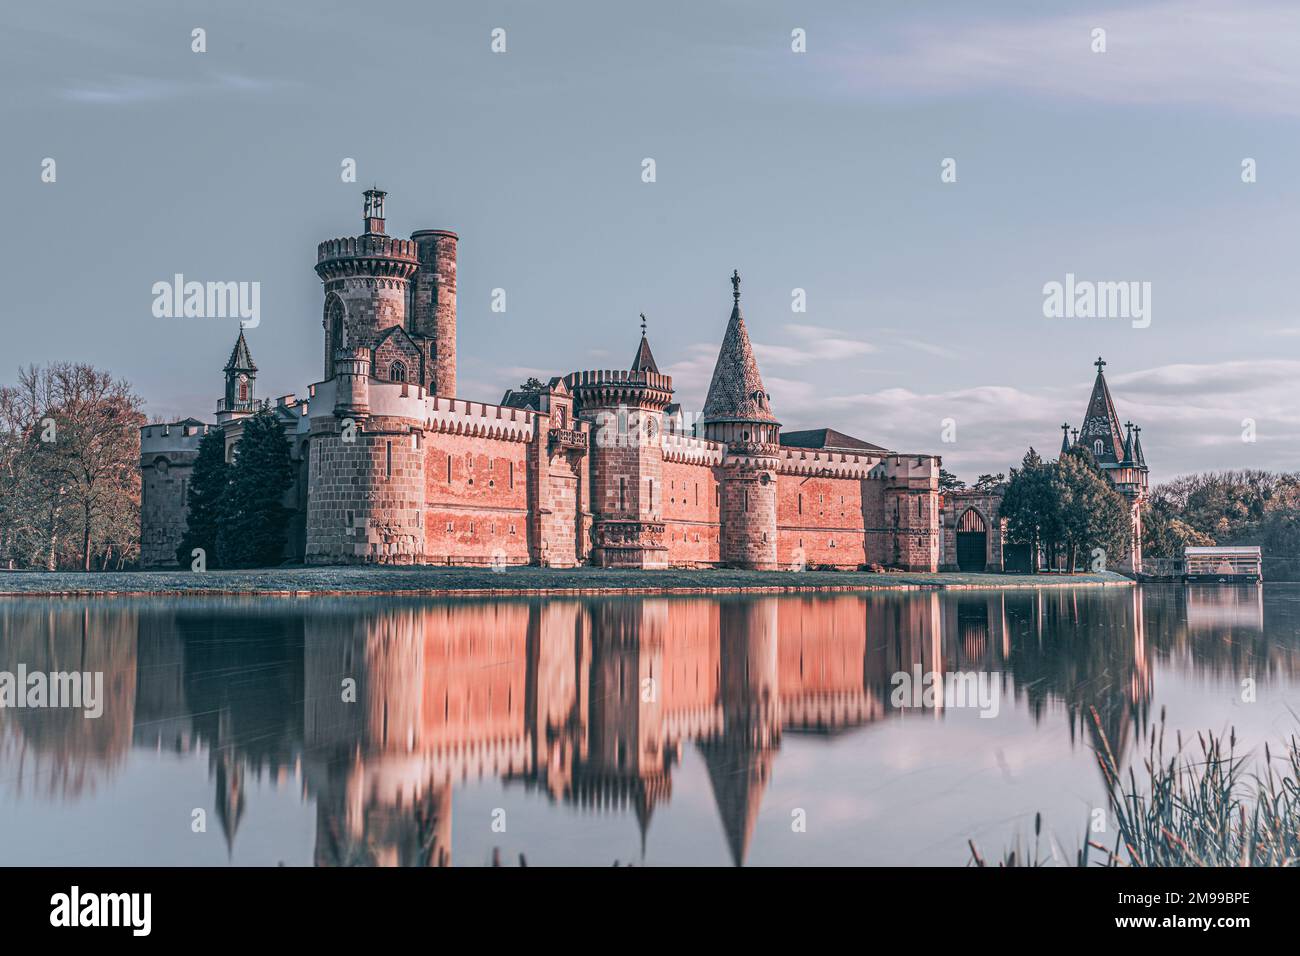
[0,363,144,571]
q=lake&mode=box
[1,584,1296,866]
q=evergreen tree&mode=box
[1052,447,1131,571]
[214,410,293,568]
[176,428,230,568]
[939,469,966,493]
[1000,448,1059,572]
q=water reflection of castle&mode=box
[0,585,1289,866]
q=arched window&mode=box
[390,359,407,383]
[325,295,346,352]
[1094,439,1103,457]
[238,377,249,402]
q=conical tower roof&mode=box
[701,271,778,426]
[1077,357,1125,464]
[631,314,659,373]
[224,328,257,373]
[698,737,772,866]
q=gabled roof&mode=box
[701,271,778,425]
[224,329,257,373]
[1076,359,1126,465]
[780,427,886,454]
[373,323,421,352]
[631,332,659,373]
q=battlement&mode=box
[879,454,940,488]
[423,395,538,443]
[315,235,419,280]
[309,377,543,442]
[140,420,211,456]
[565,368,673,409]
[662,431,725,465]
[777,446,888,480]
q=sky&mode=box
[4,0,1300,485]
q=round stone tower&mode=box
[316,189,419,380]
[568,324,674,568]
[701,272,781,570]
[410,229,458,398]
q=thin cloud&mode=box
[814,0,1300,117]
[754,323,877,367]
[62,73,280,105]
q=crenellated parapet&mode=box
[566,368,674,412]
[661,433,725,466]
[423,396,538,444]
[777,447,888,481]
[315,236,420,281]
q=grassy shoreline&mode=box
[0,565,1135,598]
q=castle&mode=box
[140,190,941,571]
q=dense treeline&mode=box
[1144,470,1300,577]
[0,363,145,571]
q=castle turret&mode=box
[567,317,675,568]
[218,329,257,423]
[316,189,419,380]
[139,419,212,568]
[410,229,458,397]
[701,272,780,570]
[332,347,371,419]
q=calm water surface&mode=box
[1,585,1297,866]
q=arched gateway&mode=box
[955,508,987,572]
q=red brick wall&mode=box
[662,459,721,565]
[776,473,869,569]
[422,431,530,565]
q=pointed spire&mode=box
[214,753,245,859]
[702,270,779,426]
[224,328,257,373]
[1133,425,1146,466]
[1121,421,1135,464]
[1076,356,1125,464]
[630,312,659,373]
[698,738,771,867]
[1060,422,1071,455]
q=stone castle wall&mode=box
[139,422,209,569]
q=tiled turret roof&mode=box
[701,271,778,425]
[631,332,659,373]
[224,329,257,373]
[1076,357,1125,464]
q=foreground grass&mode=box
[971,709,1300,867]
